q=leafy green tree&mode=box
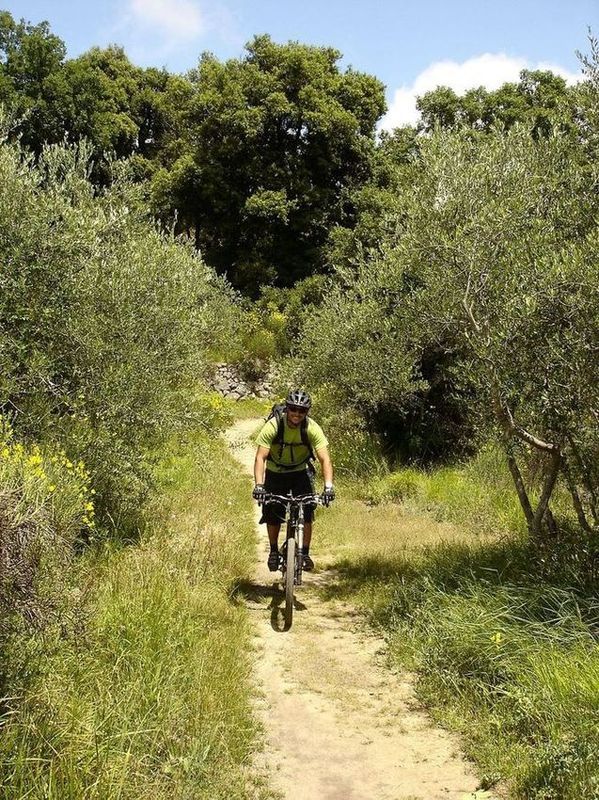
[396,124,598,536]
[299,121,599,533]
[326,125,420,272]
[417,85,461,130]
[154,34,386,293]
[0,11,66,148]
[50,47,139,155]
[53,49,191,162]
[417,69,578,137]
[0,12,193,180]
[328,70,579,289]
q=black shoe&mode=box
[267,551,280,572]
[302,554,314,571]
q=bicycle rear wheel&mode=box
[284,536,295,628]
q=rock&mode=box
[208,362,275,400]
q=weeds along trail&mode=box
[0,432,261,799]
[225,418,494,800]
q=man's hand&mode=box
[322,484,335,506]
[252,484,266,502]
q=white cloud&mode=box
[380,53,581,131]
[128,0,205,44]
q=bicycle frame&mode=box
[286,496,306,585]
[263,492,321,569]
[260,491,322,627]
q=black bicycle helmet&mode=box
[286,389,312,409]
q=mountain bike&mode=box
[260,491,324,628]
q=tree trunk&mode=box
[567,435,599,526]
[532,448,562,538]
[562,456,595,534]
[544,507,559,537]
[506,453,536,532]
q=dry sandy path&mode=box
[225,419,493,800]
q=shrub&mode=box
[364,468,421,504]
[0,137,239,530]
[304,384,387,478]
[0,419,92,691]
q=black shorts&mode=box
[260,469,315,525]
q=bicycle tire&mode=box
[284,536,295,628]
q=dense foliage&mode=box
[292,104,598,540]
[0,13,387,291]
[0,131,239,698]
[152,35,386,292]
[416,68,579,136]
[0,12,185,178]
[0,135,236,524]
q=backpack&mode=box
[265,402,316,472]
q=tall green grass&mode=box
[362,444,527,536]
[0,433,264,799]
[380,552,599,799]
[315,456,599,798]
[221,397,272,420]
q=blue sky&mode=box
[4,0,597,128]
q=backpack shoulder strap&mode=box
[274,411,285,446]
[301,418,316,461]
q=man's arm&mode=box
[316,446,333,486]
[254,445,270,486]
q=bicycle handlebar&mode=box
[258,492,324,507]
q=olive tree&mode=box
[295,121,598,532]
[396,125,598,537]
[0,135,238,528]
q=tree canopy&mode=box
[416,69,578,137]
[152,35,386,292]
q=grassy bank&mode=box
[315,463,599,799]
[0,432,264,800]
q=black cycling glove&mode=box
[253,484,266,502]
[322,485,335,506]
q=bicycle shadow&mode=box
[233,579,307,632]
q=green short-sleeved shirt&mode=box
[255,416,329,473]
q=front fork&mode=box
[283,506,304,586]
[295,507,304,586]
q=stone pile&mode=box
[210,363,274,401]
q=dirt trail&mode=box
[225,419,493,800]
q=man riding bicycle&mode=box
[253,390,335,572]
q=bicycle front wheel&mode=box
[284,536,295,628]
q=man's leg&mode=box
[267,523,281,550]
[301,520,314,570]
[303,522,312,549]
[267,523,281,571]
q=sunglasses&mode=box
[286,405,308,414]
